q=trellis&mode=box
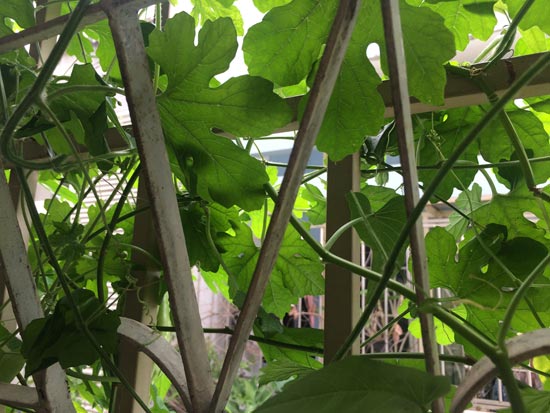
[0,1,549,412]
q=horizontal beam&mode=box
[0,0,165,55]
[0,383,40,410]
[383,52,550,117]
[3,53,549,167]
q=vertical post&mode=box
[113,176,161,413]
[324,154,361,361]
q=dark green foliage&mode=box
[21,289,120,375]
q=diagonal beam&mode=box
[101,1,214,411]
[380,1,443,412]
[209,1,362,412]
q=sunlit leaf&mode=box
[148,13,292,210]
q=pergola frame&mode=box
[0,1,549,412]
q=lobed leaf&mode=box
[148,13,293,210]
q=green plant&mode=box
[0,0,549,412]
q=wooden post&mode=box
[324,154,361,361]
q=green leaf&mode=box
[426,224,550,355]
[411,0,497,51]
[479,109,550,186]
[375,1,456,106]
[348,193,407,273]
[302,183,326,225]
[426,225,506,297]
[317,0,455,160]
[243,0,337,87]
[501,388,550,413]
[516,26,550,56]
[21,289,120,375]
[191,0,244,36]
[255,326,323,368]
[43,64,113,162]
[253,0,293,13]
[254,357,450,413]
[219,221,324,316]
[85,20,121,81]
[259,359,316,386]
[49,64,112,118]
[148,13,292,210]
[0,324,25,382]
[472,189,549,248]
[178,196,238,272]
[0,0,35,29]
[360,184,399,211]
[409,304,467,345]
[505,0,550,35]
[446,183,483,240]
[314,38,385,160]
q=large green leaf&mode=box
[254,357,450,413]
[243,0,337,87]
[21,289,120,375]
[365,1,456,106]
[472,189,549,248]
[516,27,550,56]
[218,221,324,316]
[411,0,497,51]
[316,0,455,160]
[426,224,550,355]
[479,109,550,187]
[148,13,292,210]
[348,192,407,273]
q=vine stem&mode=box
[155,326,324,354]
[96,163,141,303]
[47,85,125,100]
[483,0,535,71]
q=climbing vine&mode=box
[1,0,550,412]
